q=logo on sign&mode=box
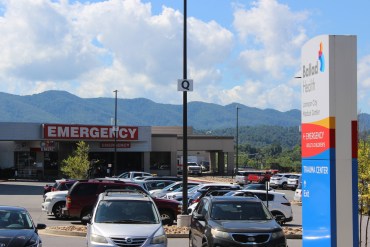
[318,42,325,72]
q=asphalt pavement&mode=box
[0,179,302,246]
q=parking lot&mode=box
[0,179,302,246]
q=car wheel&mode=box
[160,210,174,226]
[272,211,285,225]
[52,202,66,219]
[201,241,209,247]
[80,208,92,222]
[282,182,288,190]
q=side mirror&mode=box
[36,223,47,230]
[81,215,91,225]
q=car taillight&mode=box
[281,202,291,206]
[66,196,71,209]
[192,198,200,204]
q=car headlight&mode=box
[151,234,167,244]
[25,234,41,247]
[45,197,52,203]
[271,230,285,239]
[90,234,109,244]
[211,229,230,239]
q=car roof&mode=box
[0,205,27,212]
[207,195,260,203]
[239,189,285,196]
[99,190,152,201]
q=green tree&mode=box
[61,141,90,179]
[358,138,370,246]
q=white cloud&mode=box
[358,54,370,112]
[232,0,309,79]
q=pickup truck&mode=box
[247,170,277,184]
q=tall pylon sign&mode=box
[301,35,358,247]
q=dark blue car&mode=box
[0,206,46,247]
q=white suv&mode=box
[41,190,68,219]
[225,189,293,225]
[83,189,167,247]
[269,173,294,190]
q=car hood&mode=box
[91,223,163,237]
[209,219,282,233]
[0,229,38,247]
[45,190,68,197]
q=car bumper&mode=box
[41,202,52,214]
[209,235,286,247]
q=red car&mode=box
[43,179,76,196]
[63,179,181,225]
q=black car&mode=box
[0,206,46,247]
[189,196,287,247]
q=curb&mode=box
[41,229,302,239]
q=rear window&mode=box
[71,183,99,196]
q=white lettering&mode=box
[70,127,79,138]
[119,128,128,138]
[90,128,99,138]
[128,128,137,139]
[47,126,57,137]
[58,127,69,137]
[80,127,89,138]
[100,127,109,138]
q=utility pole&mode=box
[181,0,188,215]
[113,90,118,176]
[236,106,240,174]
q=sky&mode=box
[0,0,370,113]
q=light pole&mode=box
[235,106,240,174]
[113,90,118,176]
[181,0,188,216]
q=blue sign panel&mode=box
[302,159,336,247]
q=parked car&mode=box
[63,179,181,225]
[150,181,202,198]
[269,173,294,189]
[225,189,293,225]
[43,178,76,195]
[247,171,275,184]
[243,183,274,191]
[137,176,182,182]
[42,190,68,219]
[187,189,239,215]
[187,162,202,176]
[42,179,77,200]
[294,177,302,202]
[115,171,152,180]
[199,161,210,171]
[167,183,242,202]
[234,170,258,185]
[287,174,301,190]
[83,189,167,247]
[135,180,176,192]
[188,196,287,247]
[0,205,47,247]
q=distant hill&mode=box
[0,90,302,130]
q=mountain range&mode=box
[0,90,369,131]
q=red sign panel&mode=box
[43,124,139,140]
[100,142,131,148]
[301,123,335,158]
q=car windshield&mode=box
[95,200,160,224]
[210,201,272,221]
[118,172,129,178]
[244,184,264,190]
[0,210,34,229]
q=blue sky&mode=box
[0,0,370,113]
